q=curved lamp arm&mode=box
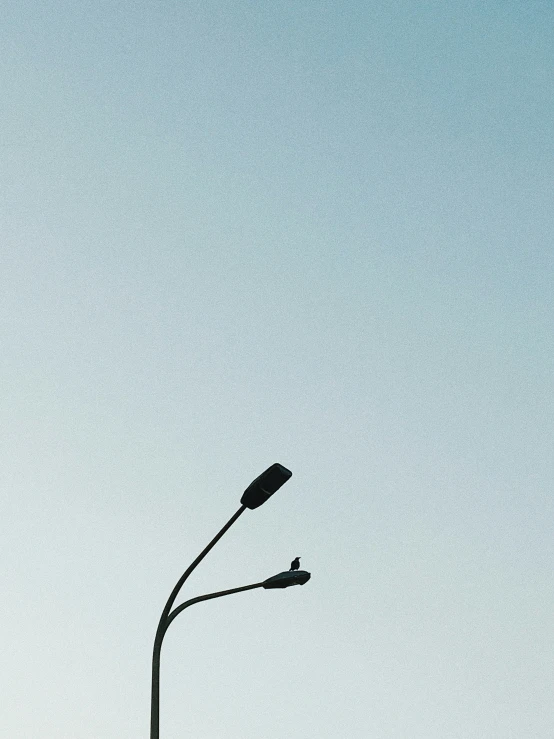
[150,506,246,739]
[163,570,311,639]
[154,463,292,644]
[164,581,264,635]
[156,505,247,637]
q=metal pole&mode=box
[150,505,247,739]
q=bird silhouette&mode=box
[289,556,301,571]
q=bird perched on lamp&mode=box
[289,556,300,571]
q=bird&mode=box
[289,556,301,571]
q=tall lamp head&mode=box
[240,463,292,509]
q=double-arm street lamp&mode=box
[150,464,311,739]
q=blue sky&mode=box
[2,1,553,737]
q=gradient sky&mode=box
[2,1,553,737]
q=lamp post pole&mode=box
[149,463,298,739]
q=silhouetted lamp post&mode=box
[150,464,309,739]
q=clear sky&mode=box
[2,1,553,737]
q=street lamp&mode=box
[164,570,311,631]
[240,463,292,509]
[150,464,306,739]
